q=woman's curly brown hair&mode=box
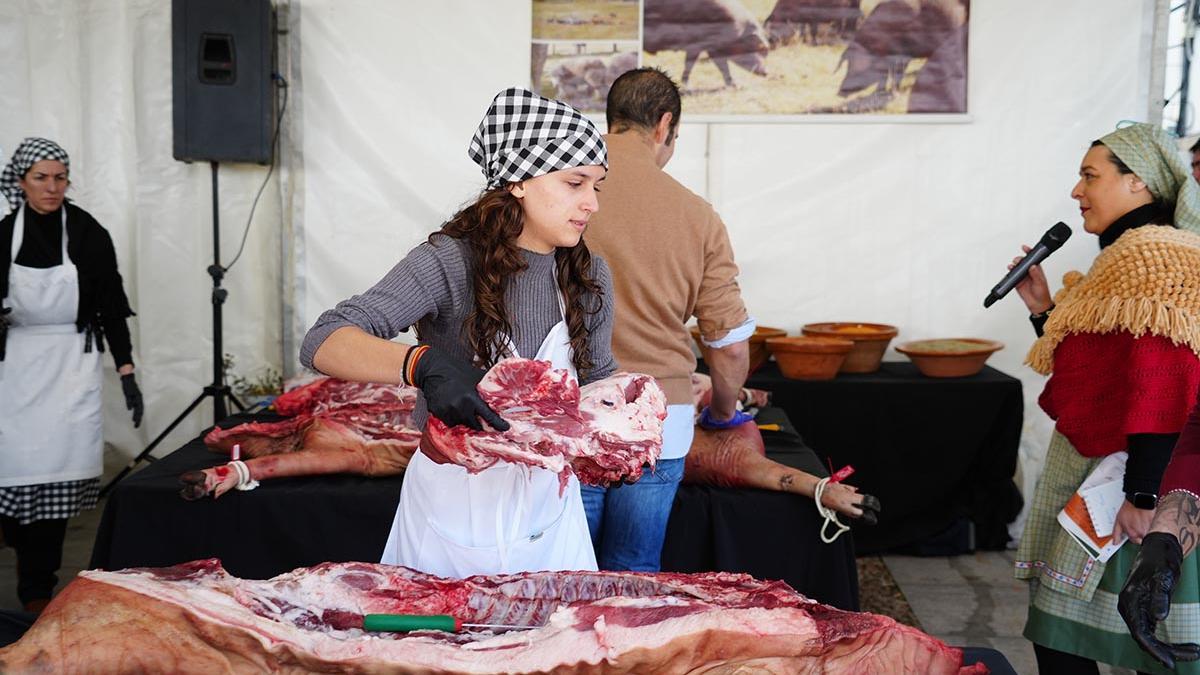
[433,187,603,379]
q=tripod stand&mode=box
[101,162,244,497]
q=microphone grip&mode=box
[983,245,1051,308]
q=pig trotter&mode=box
[855,493,882,525]
[179,471,209,501]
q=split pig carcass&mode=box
[187,358,665,499]
[0,558,988,674]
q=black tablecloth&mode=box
[661,406,859,610]
[91,407,858,610]
[745,361,1024,554]
[90,411,401,579]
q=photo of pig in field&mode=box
[532,42,640,113]
[641,0,968,116]
[643,0,771,90]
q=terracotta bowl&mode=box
[800,322,899,373]
[691,325,788,372]
[766,336,854,380]
[895,338,1004,378]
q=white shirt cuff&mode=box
[700,316,757,349]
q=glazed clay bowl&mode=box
[801,322,899,373]
[895,338,1004,378]
[691,325,788,372]
[766,336,854,380]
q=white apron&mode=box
[380,288,597,577]
[0,204,103,487]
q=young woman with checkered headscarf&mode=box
[0,137,142,614]
[300,89,614,577]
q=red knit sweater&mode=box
[1039,331,1200,458]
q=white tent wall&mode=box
[292,0,1161,542]
[0,0,283,463]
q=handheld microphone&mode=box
[983,222,1072,308]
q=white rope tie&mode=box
[228,459,260,491]
[814,477,851,544]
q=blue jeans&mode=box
[579,457,685,572]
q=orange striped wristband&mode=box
[402,345,429,386]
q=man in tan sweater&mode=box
[582,68,756,571]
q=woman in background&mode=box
[0,138,142,614]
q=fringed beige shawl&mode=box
[1026,225,1200,374]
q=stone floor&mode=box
[0,499,1140,674]
[882,551,1138,675]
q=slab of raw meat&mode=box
[0,559,987,674]
[425,358,667,488]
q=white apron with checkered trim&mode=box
[0,204,103,486]
[380,286,596,577]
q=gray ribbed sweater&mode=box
[299,234,616,428]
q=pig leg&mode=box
[681,49,702,86]
[181,419,419,500]
[711,56,737,88]
[684,426,880,523]
[202,417,308,457]
[180,440,417,501]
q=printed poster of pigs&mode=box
[532,0,968,117]
[532,0,641,113]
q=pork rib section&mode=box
[426,358,667,488]
[0,559,986,674]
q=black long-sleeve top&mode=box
[0,202,135,369]
[1030,202,1176,502]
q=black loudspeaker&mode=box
[173,0,275,164]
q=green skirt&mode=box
[1015,432,1200,673]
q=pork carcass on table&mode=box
[186,358,665,499]
[0,558,987,674]
[185,378,424,499]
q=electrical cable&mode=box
[225,73,288,272]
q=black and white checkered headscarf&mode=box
[0,137,70,210]
[469,88,606,188]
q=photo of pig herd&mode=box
[531,0,969,116]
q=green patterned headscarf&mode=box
[1098,122,1200,234]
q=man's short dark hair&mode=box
[1191,138,1200,154]
[606,68,682,138]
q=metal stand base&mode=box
[100,162,244,498]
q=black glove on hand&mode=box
[1118,532,1200,669]
[120,373,143,428]
[0,306,11,361]
[411,347,509,432]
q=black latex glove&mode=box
[120,373,143,428]
[0,306,10,361]
[412,348,509,432]
[1118,532,1200,669]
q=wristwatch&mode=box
[1130,492,1158,510]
